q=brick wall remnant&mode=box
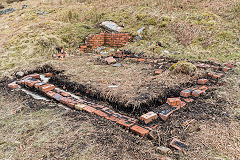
[80,32,132,52]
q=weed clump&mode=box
[170,60,197,75]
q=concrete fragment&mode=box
[16,71,24,77]
[100,21,123,32]
[140,111,158,124]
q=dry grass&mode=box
[186,121,240,159]
[169,21,202,46]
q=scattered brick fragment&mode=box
[130,125,149,136]
[222,67,230,72]
[8,82,18,89]
[211,66,219,70]
[225,63,234,68]
[140,111,158,124]
[44,73,53,77]
[179,101,187,108]
[192,89,203,97]
[208,73,223,79]
[154,69,163,75]
[167,98,181,107]
[105,56,116,64]
[137,58,146,62]
[197,79,208,85]
[180,90,191,98]
[170,138,188,152]
[39,84,55,93]
[196,63,210,69]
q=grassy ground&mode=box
[0,0,240,159]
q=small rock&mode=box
[108,85,118,88]
[100,21,123,32]
[105,56,116,64]
[137,27,145,38]
[163,50,170,54]
[156,146,172,154]
[112,63,124,67]
[16,71,24,77]
[22,5,28,9]
[155,69,163,75]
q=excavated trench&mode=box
[0,61,234,159]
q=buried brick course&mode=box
[6,59,235,157]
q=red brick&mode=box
[117,119,135,129]
[45,91,56,98]
[158,106,178,121]
[208,73,223,79]
[29,73,40,79]
[93,109,108,117]
[44,73,53,77]
[34,82,47,89]
[167,98,181,107]
[25,80,41,87]
[183,98,194,103]
[211,66,219,70]
[225,63,234,68]
[222,67,230,72]
[140,111,158,124]
[178,101,187,108]
[197,79,208,85]
[82,106,97,113]
[60,91,70,97]
[106,116,120,122]
[8,82,18,89]
[154,69,163,75]
[192,89,203,97]
[180,90,191,98]
[39,84,55,93]
[199,86,208,91]
[137,58,146,62]
[170,138,188,152]
[130,125,149,136]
